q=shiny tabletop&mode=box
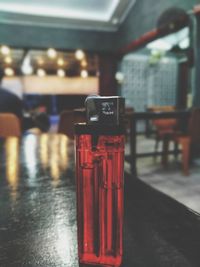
[0,134,200,267]
[0,134,77,267]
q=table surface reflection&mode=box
[0,134,200,267]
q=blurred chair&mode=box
[74,108,86,124]
[0,113,21,137]
[125,107,134,142]
[175,108,200,175]
[58,110,74,139]
[148,106,178,164]
[34,112,50,132]
[151,108,200,175]
[58,109,86,139]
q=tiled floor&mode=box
[125,136,200,213]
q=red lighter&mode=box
[75,96,125,267]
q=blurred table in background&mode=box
[0,134,200,267]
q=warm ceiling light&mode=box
[4,56,12,64]
[115,72,124,83]
[57,58,64,66]
[57,69,65,77]
[37,58,44,65]
[75,50,85,60]
[21,55,33,75]
[22,64,33,75]
[4,67,14,76]
[81,70,88,78]
[1,45,10,55]
[47,48,57,59]
[81,60,87,67]
[37,68,46,77]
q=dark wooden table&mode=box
[0,134,200,267]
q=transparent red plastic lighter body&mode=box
[76,134,124,266]
[75,96,125,267]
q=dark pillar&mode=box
[130,115,137,177]
[177,61,189,109]
[98,54,118,96]
[194,15,200,107]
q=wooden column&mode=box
[98,54,118,96]
[177,61,189,109]
[194,15,200,107]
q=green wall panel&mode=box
[0,22,115,52]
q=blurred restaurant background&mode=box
[0,0,200,213]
